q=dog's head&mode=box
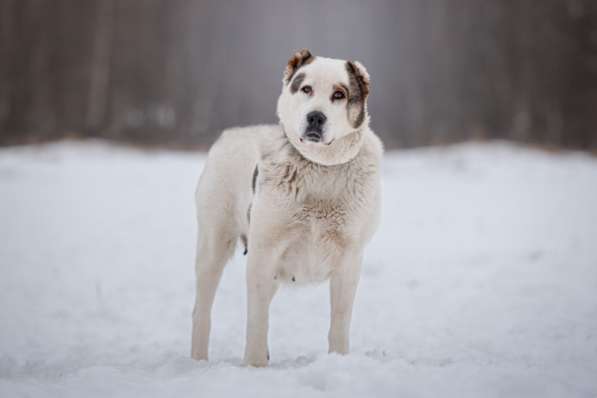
[277,49,371,165]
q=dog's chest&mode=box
[260,155,372,284]
[275,197,353,284]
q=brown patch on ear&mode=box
[345,61,370,128]
[284,49,314,84]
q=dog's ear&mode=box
[345,60,371,128]
[283,49,314,84]
[346,60,370,100]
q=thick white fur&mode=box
[191,55,383,366]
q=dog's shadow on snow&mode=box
[269,355,318,370]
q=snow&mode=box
[1,141,596,397]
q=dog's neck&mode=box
[280,124,365,166]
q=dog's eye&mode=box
[332,90,345,101]
[301,85,312,95]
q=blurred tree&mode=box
[0,0,596,150]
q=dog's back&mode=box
[195,124,280,242]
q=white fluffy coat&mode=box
[191,52,383,367]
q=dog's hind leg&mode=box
[191,222,236,361]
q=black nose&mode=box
[306,111,327,130]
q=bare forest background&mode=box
[1,0,596,150]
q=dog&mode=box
[191,49,383,367]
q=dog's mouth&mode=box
[299,132,334,146]
[301,127,323,142]
[299,137,334,146]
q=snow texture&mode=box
[1,141,596,397]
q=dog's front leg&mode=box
[243,245,280,367]
[328,249,363,354]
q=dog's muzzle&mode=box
[303,111,327,142]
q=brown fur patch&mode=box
[252,164,259,192]
[241,234,248,255]
[331,83,349,102]
[290,73,306,94]
[284,49,314,84]
[345,61,370,128]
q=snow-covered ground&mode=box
[1,141,596,397]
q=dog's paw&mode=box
[190,350,208,361]
[243,351,269,367]
[244,357,269,367]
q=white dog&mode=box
[191,49,383,367]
